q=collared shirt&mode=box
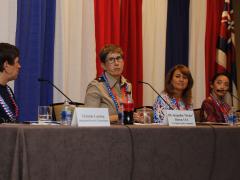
[84,72,132,115]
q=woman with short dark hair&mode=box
[0,43,21,123]
[84,44,132,123]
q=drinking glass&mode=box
[38,106,52,123]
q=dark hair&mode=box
[0,43,19,72]
[210,72,232,92]
[164,64,194,106]
[99,44,123,63]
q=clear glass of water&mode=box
[38,106,52,124]
[136,107,152,124]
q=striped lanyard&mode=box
[101,73,128,114]
[210,94,229,122]
[0,86,19,120]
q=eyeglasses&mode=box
[106,56,123,64]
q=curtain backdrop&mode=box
[0,0,240,121]
[54,0,96,104]
[15,0,56,121]
[94,0,120,77]
[205,0,225,96]
[165,0,190,73]
[142,0,168,106]
[120,0,143,108]
[188,0,206,108]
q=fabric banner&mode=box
[15,0,56,121]
[188,0,206,108]
[205,0,224,96]
[165,0,190,73]
[54,0,96,104]
[94,0,120,77]
[120,0,143,108]
[142,0,168,106]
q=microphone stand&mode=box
[138,81,173,110]
[38,78,83,106]
[216,90,240,112]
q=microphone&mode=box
[216,89,240,108]
[216,89,240,100]
[231,93,240,102]
[38,78,73,103]
[216,89,227,92]
[138,81,173,110]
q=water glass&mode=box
[136,107,152,124]
[38,106,52,123]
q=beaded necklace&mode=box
[0,86,19,120]
[210,93,230,122]
[101,73,128,114]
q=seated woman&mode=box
[200,72,231,123]
[153,64,194,123]
[0,43,21,123]
[84,44,132,123]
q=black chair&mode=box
[50,102,84,121]
[193,108,201,122]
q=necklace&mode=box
[210,94,229,122]
[0,86,19,120]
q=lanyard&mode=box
[210,94,229,122]
[0,86,19,120]
[101,73,128,114]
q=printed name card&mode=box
[71,108,110,127]
[165,110,196,126]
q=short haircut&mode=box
[164,64,194,106]
[99,44,123,63]
[0,43,19,72]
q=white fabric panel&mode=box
[0,0,17,89]
[188,0,206,108]
[54,0,96,103]
[142,0,168,106]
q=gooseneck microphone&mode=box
[38,78,73,103]
[138,81,173,110]
[231,93,240,103]
[216,89,240,105]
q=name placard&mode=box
[164,110,196,126]
[71,107,110,127]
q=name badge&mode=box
[71,107,110,127]
[164,110,196,126]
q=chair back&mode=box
[193,108,201,122]
[50,102,84,121]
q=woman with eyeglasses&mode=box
[84,44,132,123]
[153,64,194,124]
[200,72,232,123]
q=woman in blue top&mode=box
[153,64,194,123]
